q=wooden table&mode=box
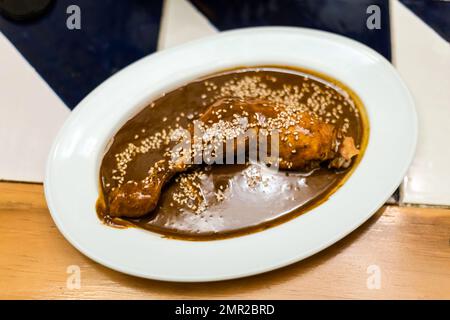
[1,182,449,300]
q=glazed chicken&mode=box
[107,98,359,218]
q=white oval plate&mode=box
[45,27,417,282]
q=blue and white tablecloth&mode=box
[0,0,449,206]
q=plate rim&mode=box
[44,26,418,282]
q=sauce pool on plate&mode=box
[96,66,368,240]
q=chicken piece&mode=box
[107,98,359,218]
[108,160,177,218]
[329,136,360,169]
[192,98,338,170]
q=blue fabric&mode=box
[191,0,392,60]
[1,0,421,111]
[0,0,446,112]
[0,0,163,109]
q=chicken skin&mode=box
[108,98,359,218]
[193,98,338,170]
